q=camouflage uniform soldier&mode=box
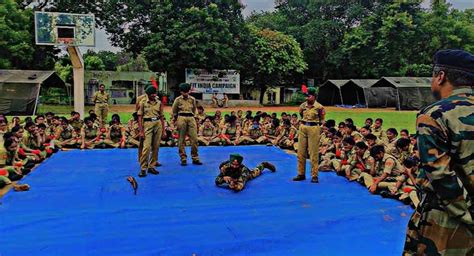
[125,113,141,148]
[404,49,474,255]
[215,154,276,192]
[172,83,202,166]
[92,84,110,126]
[293,87,325,183]
[137,86,165,177]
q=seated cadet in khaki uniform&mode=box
[387,138,412,163]
[371,118,388,143]
[81,117,99,149]
[212,110,225,133]
[335,137,356,176]
[362,145,406,194]
[364,133,385,150]
[239,117,270,145]
[220,115,241,145]
[380,157,420,207]
[55,118,79,148]
[319,131,343,169]
[126,113,141,148]
[196,106,206,126]
[69,111,84,132]
[273,119,297,149]
[137,86,165,177]
[215,154,276,192]
[345,124,363,142]
[104,117,126,148]
[4,135,33,176]
[10,127,40,164]
[385,128,398,148]
[344,141,375,181]
[198,116,221,146]
[45,116,59,139]
[263,118,280,142]
[36,123,58,155]
[22,122,47,159]
[0,137,30,191]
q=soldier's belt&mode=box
[144,117,160,122]
[178,113,194,117]
[301,121,321,126]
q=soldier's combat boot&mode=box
[138,170,147,178]
[311,177,319,183]
[261,162,276,172]
[292,175,306,181]
[148,168,159,175]
[192,160,203,165]
[181,160,187,166]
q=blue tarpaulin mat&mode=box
[0,146,412,255]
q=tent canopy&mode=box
[317,80,347,106]
[371,77,435,110]
[0,70,66,115]
[340,79,378,106]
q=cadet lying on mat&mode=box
[215,154,276,192]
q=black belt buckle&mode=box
[144,117,159,122]
[303,121,319,126]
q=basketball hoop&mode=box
[57,38,75,46]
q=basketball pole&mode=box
[67,46,85,117]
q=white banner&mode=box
[185,69,240,94]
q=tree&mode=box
[246,26,307,104]
[0,0,34,69]
[144,1,245,80]
[84,55,105,70]
[116,55,149,72]
[272,0,381,81]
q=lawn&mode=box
[19,104,418,134]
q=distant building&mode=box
[84,71,167,105]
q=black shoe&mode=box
[155,162,162,167]
[311,177,319,183]
[192,160,203,165]
[148,168,159,175]
[138,170,147,178]
[261,162,276,172]
[292,175,306,181]
[181,161,187,166]
[380,191,398,199]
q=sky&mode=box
[81,0,473,53]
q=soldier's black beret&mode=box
[433,49,474,73]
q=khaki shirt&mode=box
[378,154,404,176]
[0,146,7,167]
[172,95,196,116]
[299,101,324,123]
[92,91,109,104]
[138,99,162,119]
[136,94,148,111]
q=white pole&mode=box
[67,46,85,117]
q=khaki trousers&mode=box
[297,125,321,178]
[95,103,108,125]
[139,121,162,170]
[177,116,199,161]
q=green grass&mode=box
[16,105,418,135]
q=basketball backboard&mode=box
[35,11,95,46]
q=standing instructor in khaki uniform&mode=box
[92,84,110,126]
[137,86,165,177]
[172,83,202,166]
[293,87,325,183]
